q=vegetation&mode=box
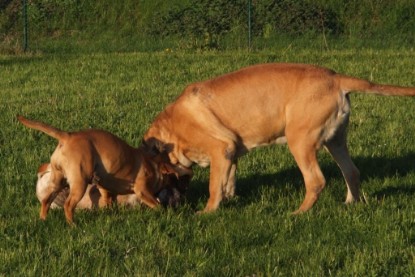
[1,0,414,53]
[1,47,415,275]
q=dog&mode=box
[37,163,189,209]
[18,116,192,224]
[37,163,141,209]
[143,63,415,214]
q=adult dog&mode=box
[18,116,191,224]
[143,63,415,214]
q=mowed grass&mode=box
[1,48,415,276]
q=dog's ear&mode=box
[163,143,174,153]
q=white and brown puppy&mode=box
[143,63,415,214]
[19,116,191,224]
[36,163,141,209]
[37,163,187,209]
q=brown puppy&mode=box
[143,63,415,214]
[18,116,191,224]
[37,163,141,209]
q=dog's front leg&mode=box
[203,146,235,213]
[133,178,160,209]
[96,186,115,208]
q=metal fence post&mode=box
[23,0,28,52]
[248,0,252,50]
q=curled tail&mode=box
[337,75,415,96]
[17,115,68,141]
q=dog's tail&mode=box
[17,115,68,141]
[337,75,415,96]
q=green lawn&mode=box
[1,48,414,276]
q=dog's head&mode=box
[154,159,193,207]
[142,143,193,207]
[141,138,192,188]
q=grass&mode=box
[1,47,415,276]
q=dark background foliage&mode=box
[1,0,414,52]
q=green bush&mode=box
[147,0,246,49]
[146,0,341,47]
[252,0,342,37]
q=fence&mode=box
[1,0,414,53]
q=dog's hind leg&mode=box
[91,173,114,208]
[324,128,360,204]
[40,169,65,220]
[96,187,115,208]
[64,176,88,225]
[287,131,326,214]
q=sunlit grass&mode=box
[1,48,414,275]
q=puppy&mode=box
[18,116,191,224]
[37,163,188,209]
[37,163,140,209]
[143,63,415,214]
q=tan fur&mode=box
[143,63,415,213]
[18,116,187,224]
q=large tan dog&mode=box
[18,116,191,224]
[143,63,415,214]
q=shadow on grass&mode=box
[354,152,415,200]
[185,152,415,208]
[0,55,48,66]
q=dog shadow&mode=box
[184,152,415,208]
[353,152,415,199]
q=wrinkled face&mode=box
[156,157,193,203]
[162,172,192,194]
[156,174,192,208]
[142,139,193,207]
[141,137,193,182]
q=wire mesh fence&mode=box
[1,0,414,53]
